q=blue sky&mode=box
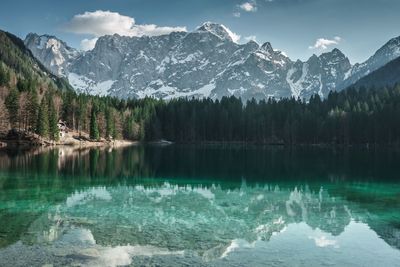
[1,0,400,63]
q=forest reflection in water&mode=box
[0,145,399,266]
[1,145,400,183]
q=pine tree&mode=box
[48,97,59,141]
[0,99,9,132]
[123,113,135,140]
[77,95,87,135]
[105,107,115,140]
[5,87,19,128]
[0,64,10,86]
[36,98,49,138]
[26,89,39,132]
[90,104,99,141]
[16,79,29,92]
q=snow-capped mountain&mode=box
[286,48,352,99]
[340,36,400,89]
[24,33,80,76]
[24,23,400,100]
[350,56,400,89]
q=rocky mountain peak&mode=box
[24,33,79,76]
[196,22,238,43]
[331,48,345,57]
[319,48,347,62]
[260,42,274,54]
[375,35,400,58]
[307,54,319,61]
[246,39,258,46]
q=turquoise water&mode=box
[0,146,400,266]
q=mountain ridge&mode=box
[24,23,400,100]
[350,56,400,89]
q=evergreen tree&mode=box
[48,97,59,141]
[16,78,29,92]
[61,91,76,129]
[123,114,133,139]
[90,104,100,141]
[0,64,10,86]
[36,98,49,138]
[5,87,19,128]
[26,88,39,132]
[77,95,87,136]
[105,107,115,140]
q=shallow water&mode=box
[0,145,399,266]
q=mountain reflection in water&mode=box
[0,145,399,267]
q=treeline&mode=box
[138,84,400,145]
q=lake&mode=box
[0,145,399,266]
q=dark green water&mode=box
[0,145,400,266]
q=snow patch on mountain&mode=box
[68,73,115,96]
[135,81,215,100]
[287,64,309,99]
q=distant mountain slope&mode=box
[340,36,400,89]
[24,23,400,101]
[0,30,72,91]
[351,56,400,88]
[24,33,79,76]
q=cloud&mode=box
[64,10,187,50]
[221,25,241,43]
[239,1,257,12]
[309,36,341,50]
[245,35,257,42]
[233,12,241,18]
[80,38,98,51]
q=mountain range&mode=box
[24,22,400,101]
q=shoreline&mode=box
[55,139,139,148]
[155,141,400,148]
[0,135,138,149]
[1,129,398,150]
[0,139,139,149]
[0,129,138,149]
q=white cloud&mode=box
[80,38,98,51]
[222,25,241,43]
[239,2,257,12]
[64,10,187,50]
[309,36,341,50]
[245,35,257,42]
[233,12,241,18]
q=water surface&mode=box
[0,145,399,266]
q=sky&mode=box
[1,0,399,63]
